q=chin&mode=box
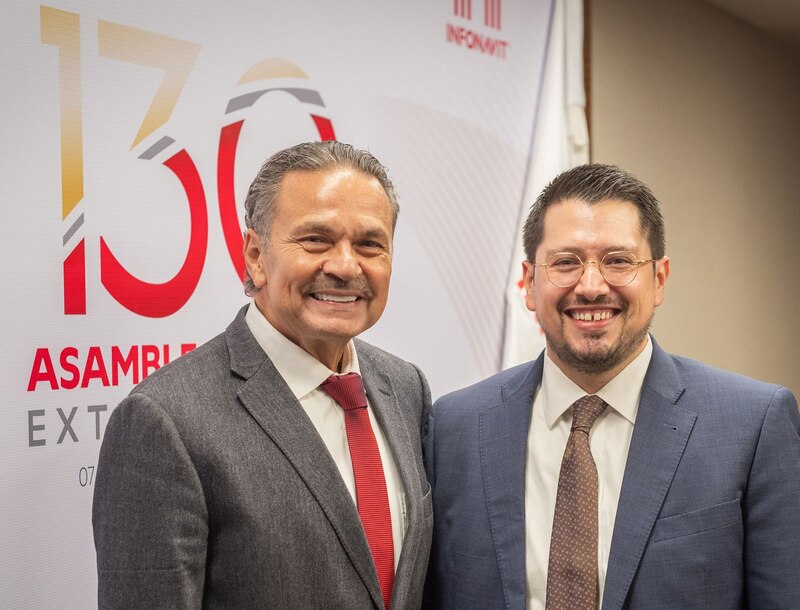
[571,336,613,354]
[567,349,622,375]
[316,322,370,341]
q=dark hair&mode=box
[243,141,398,294]
[522,163,665,261]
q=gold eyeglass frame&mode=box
[532,251,656,288]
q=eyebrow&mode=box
[359,228,392,242]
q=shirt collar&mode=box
[541,335,653,428]
[244,300,361,400]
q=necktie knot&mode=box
[320,372,368,411]
[571,395,607,434]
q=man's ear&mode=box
[653,256,670,308]
[522,260,536,312]
[243,229,266,289]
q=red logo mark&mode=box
[453,0,502,30]
[485,0,501,30]
[447,0,508,58]
[454,0,472,20]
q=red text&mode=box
[27,342,197,391]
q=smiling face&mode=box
[523,198,669,391]
[244,167,394,371]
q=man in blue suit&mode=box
[423,164,800,609]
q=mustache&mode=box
[307,274,373,299]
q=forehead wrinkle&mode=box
[292,220,391,241]
[541,218,648,259]
[546,244,642,257]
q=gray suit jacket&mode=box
[423,337,800,609]
[93,307,433,609]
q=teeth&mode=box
[315,294,357,303]
[572,311,613,321]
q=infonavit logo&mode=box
[447,0,509,58]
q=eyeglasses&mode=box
[532,251,656,287]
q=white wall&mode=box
[591,0,800,394]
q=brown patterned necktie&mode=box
[545,394,608,610]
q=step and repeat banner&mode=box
[1,0,555,607]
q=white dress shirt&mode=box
[525,336,653,609]
[245,302,405,567]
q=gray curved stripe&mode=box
[365,96,535,377]
[225,88,325,114]
[139,136,175,160]
[63,213,84,246]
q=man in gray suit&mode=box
[423,164,800,609]
[93,141,432,609]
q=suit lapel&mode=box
[601,340,695,610]
[481,358,542,609]
[359,348,427,607]
[360,354,424,522]
[225,309,384,609]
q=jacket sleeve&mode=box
[744,386,800,607]
[92,392,208,610]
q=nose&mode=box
[573,261,610,300]
[321,243,361,280]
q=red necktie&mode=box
[320,372,395,608]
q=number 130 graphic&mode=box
[41,5,336,317]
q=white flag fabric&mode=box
[501,0,590,369]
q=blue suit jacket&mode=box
[423,338,800,609]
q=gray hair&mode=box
[243,141,399,295]
[522,163,666,262]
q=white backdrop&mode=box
[1,0,563,607]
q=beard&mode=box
[543,303,653,375]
